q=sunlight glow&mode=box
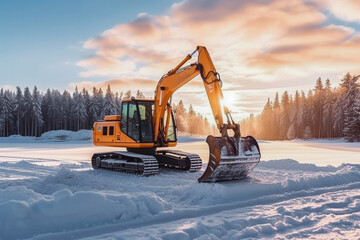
[221,92,238,113]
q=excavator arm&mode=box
[153,46,238,146]
[153,46,260,182]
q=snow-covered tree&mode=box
[343,75,360,141]
[313,77,324,138]
[136,90,145,99]
[72,87,87,131]
[124,90,131,99]
[14,86,23,135]
[287,124,296,140]
[101,85,117,116]
[32,86,44,137]
[304,126,312,139]
[322,79,334,138]
[23,87,33,136]
[0,90,12,136]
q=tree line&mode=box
[0,85,214,137]
[240,73,360,142]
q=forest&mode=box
[240,73,360,142]
[0,85,215,137]
[1,73,359,141]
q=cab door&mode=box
[121,101,140,142]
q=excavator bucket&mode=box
[198,135,261,182]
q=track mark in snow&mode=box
[29,164,360,240]
[0,152,360,240]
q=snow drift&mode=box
[0,133,359,239]
[0,158,359,239]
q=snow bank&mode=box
[1,159,359,239]
[178,161,360,205]
[0,130,206,143]
[292,138,347,143]
[178,135,206,143]
[0,130,92,143]
[1,139,360,239]
[40,130,92,141]
[0,134,38,143]
[0,186,169,240]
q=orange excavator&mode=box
[92,46,261,182]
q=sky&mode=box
[1,0,360,121]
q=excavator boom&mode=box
[152,46,260,182]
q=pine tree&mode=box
[174,100,188,133]
[124,90,131,99]
[280,91,290,139]
[287,123,296,140]
[114,92,121,115]
[89,87,100,124]
[23,87,33,136]
[260,98,273,139]
[322,79,334,138]
[72,87,87,130]
[343,75,360,141]
[273,92,280,139]
[14,87,23,135]
[297,91,307,139]
[291,91,300,138]
[313,77,324,138]
[304,126,312,139]
[136,90,145,98]
[98,88,104,119]
[0,90,12,136]
[32,86,44,137]
[101,85,117,116]
[306,90,315,137]
[41,89,52,131]
[61,90,72,130]
[81,88,92,128]
[350,93,360,141]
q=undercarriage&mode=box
[91,149,202,175]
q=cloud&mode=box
[77,57,136,77]
[0,85,15,91]
[326,0,360,22]
[69,76,204,97]
[69,78,157,95]
[75,0,360,119]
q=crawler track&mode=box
[92,150,202,176]
[154,150,202,171]
[91,151,159,176]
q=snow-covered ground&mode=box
[0,131,359,239]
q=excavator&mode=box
[92,46,261,182]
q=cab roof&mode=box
[121,98,154,102]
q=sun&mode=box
[221,92,237,113]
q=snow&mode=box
[0,131,359,239]
[0,130,92,143]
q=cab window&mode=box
[138,101,153,142]
[128,102,140,141]
[109,126,114,135]
[103,126,108,135]
[121,102,128,134]
[165,108,176,142]
[120,101,154,143]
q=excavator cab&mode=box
[120,99,154,143]
[120,99,177,144]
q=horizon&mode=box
[1,0,360,121]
